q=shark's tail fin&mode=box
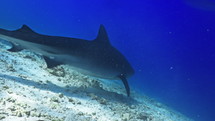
[118,74,130,97]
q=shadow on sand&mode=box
[0,73,138,105]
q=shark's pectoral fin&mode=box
[43,56,62,68]
[8,43,23,52]
[118,74,130,97]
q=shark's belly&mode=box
[0,34,60,57]
[58,57,119,80]
[69,66,119,80]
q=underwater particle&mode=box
[169,67,173,70]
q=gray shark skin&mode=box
[0,25,134,96]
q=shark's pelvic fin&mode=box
[43,56,62,68]
[8,43,23,52]
[118,74,130,97]
[94,24,110,45]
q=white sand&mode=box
[0,40,193,121]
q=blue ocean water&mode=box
[0,0,214,121]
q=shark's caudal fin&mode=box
[94,24,110,45]
[118,74,130,97]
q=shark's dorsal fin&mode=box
[17,25,35,33]
[94,24,110,45]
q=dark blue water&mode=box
[0,0,215,121]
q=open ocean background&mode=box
[0,0,214,121]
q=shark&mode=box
[0,24,134,96]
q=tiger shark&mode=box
[0,24,134,96]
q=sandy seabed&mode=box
[0,40,193,121]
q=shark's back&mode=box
[9,25,90,50]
